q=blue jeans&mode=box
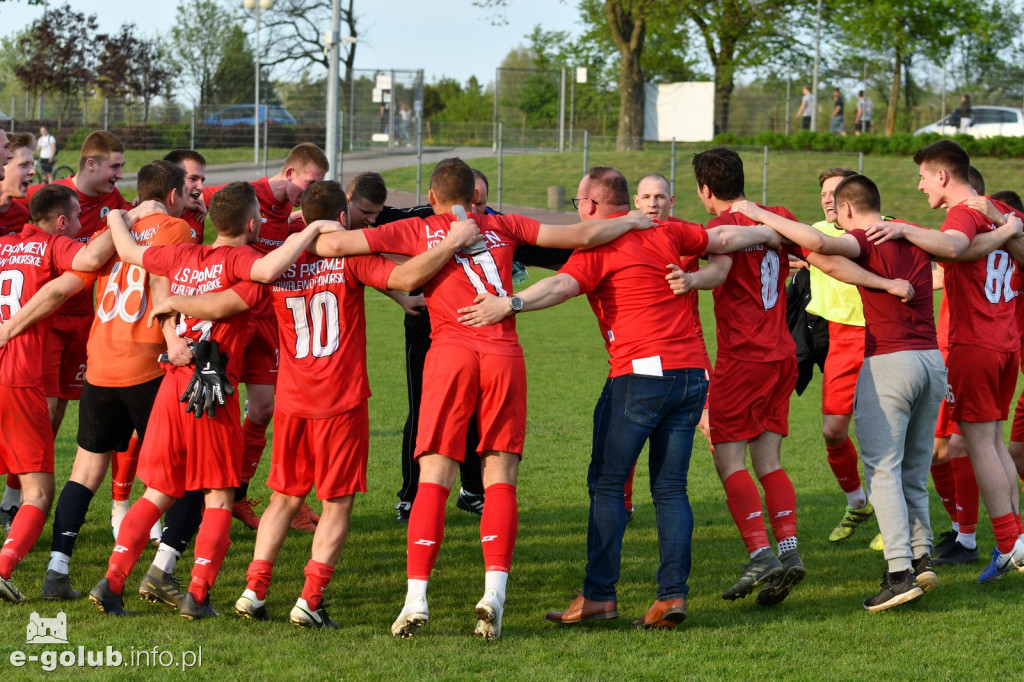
[581,369,707,602]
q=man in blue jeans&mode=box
[458,166,778,628]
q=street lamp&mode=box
[243,0,274,165]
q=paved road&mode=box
[124,146,577,224]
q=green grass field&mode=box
[2,148,1023,679]
[0,280,1021,680]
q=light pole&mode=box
[244,0,274,165]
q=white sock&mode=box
[951,522,960,533]
[151,544,181,573]
[778,536,798,554]
[47,552,71,575]
[1,486,21,510]
[749,545,771,559]
[405,578,428,604]
[845,487,867,509]
[955,531,976,550]
[484,570,508,603]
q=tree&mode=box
[210,24,258,105]
[12,3,98,125]
[261,0,359,92]
[168,0,241,108]
[828,0,961,136]
[95,24,173,124]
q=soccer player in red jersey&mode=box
[866,140,1024,581]
[15,162,193,603]
[0,132,35,528]
[682,147,807,603]
[149,181,482,629]
[86,182,337,619]
[0,184,116,602]
[459,167,779,628]
[25,131,131,435]
[165,150,208,244]
[204,144,328,532]
[0,132,33,237]
[314,157,652,639]
[732,175,970,609]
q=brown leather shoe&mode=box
[544,594,618,624]
[632,598,687,630]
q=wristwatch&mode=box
[508,295,524,314]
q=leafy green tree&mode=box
[168,0,240,108]
[210,24,258,105]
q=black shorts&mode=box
[40,158,54,174]
[76,376,162,453]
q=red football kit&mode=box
[941,200,1021,422]
[0,225,84,474]
[365,212,541,459]
[27,179,131,399]
[134,243,263,497]
[559,216,710,377]
[267,252,397,499]
[705,206,799,443]
[0,199,30,236]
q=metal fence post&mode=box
[558,67,566,152]
[670,137,677,217]
[583,130,589,176]
[497,122,504,213]
[338,110,345,181]
[762,146,769,205]
[190,108,196,150]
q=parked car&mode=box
[205,104,297,126]
[914,105,1024,138]
[0,110,11,122]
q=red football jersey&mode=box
[0,225,84,387]
[142,243,264,384]
[850,228,937,357]
[26,179,131,316]
[667,217,706,340]
[706,205,799,362]
[940,200,1021,353]
[205,177,294,319]
[559,217,711,378]
[271,252,396,418]
[364,212,541,356]
[0,199,30,237]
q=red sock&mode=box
[623,462,636,512]
[301,559,334,611]
[0,503,45,579]
[241,419,268,483]
[1016,513,1023,536]
[950,456,979,534]
[106,498,162,593]
[110,436,142,502]
[6,474,20,490]
[930,460,957,523]
[480,483,518,572]
[760,468,798,541]
[189,508,232,603]
[723,470,770,553]
[246,559,274,600]
[406,482,449,580]
[992,512,1020,554]
[826,437,861,493]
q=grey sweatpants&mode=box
[853,349,946,572]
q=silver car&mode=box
[915,105,1024,138]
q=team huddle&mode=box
[0,125,1021,639]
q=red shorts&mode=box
[136,369,243,498]
[934,399,960,439]
[822,322,864,415]
[42,313,89,400]
[1011,346,1024,442]
[268,403,369,500]
[240,314,279,386]
[709,355,797,444]
[416,344,527,460]
[0,384,54,475]
[946,344,1018,423]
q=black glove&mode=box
[180,340,233,418]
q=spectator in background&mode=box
[855,91,873,135]
[398,103,412,147]
[36,127,56,185]
[796,86,814,131]
[957,94,972,133]
[830,89,846,136]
